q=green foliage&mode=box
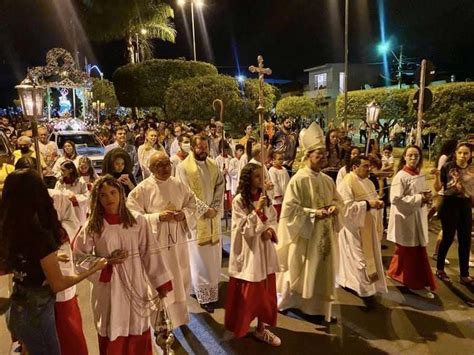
[112,59,218,108]
[243,79,279,113]
[91,78,118,108]
[79,0,176,43]
[336,87,415,126]
[420,83,474,156]
[165,75,251,135]
[276,96,317,118]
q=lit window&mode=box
[315,73,327,89]
[339,72,345,93]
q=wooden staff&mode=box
[249,55,272,195]
[212,99,224,156]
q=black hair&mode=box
[436,139,458,167]
[344,146,362,170]
[0,169,62,269]
[349,155,369,170]
[60,160,80,182]
[63,140,78,160]
[102,148,134,176]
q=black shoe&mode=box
[200,303,215,313]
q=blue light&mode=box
[236,75,246,83]
[377,0,390,86]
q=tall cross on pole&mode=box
[249,55,272,194]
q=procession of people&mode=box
[0,112,473,354]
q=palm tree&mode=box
[78,0,176,63]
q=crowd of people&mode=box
[0,111,473,354]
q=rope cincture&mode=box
[75,173,434,263]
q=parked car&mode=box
[49,130,105,172]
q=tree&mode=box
[276,96,317,118]
[165,75,251,135]
[243,79,279,113]
[78,0,176,63]
[91,78,119,108]
[112,59,218,108]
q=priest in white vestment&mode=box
[336,155,387,298]
[277,122,342,321]
[175,135,225,313]
[127,152,197,328]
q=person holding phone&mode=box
[102,148,136,196]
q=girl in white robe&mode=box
[54,160,90,225]
[74,176,172,355]
[225,163,281,346]
[387,145,437,299]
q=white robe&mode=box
[277,167,342,320]
[336,166,348,186]
[387,170,429,247]
[336,173,387,297]
[49,189,81,303]
[268,166,290,205]
[54,177,90,226]
[215,155,231,192]
[52,155,81,178]
[228,157,246,195]
[229,194,280,282]
[127,176,196,328]
[175,158,225,304]
[74,215,171,341]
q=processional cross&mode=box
[249,55,272,192]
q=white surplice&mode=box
[54,177,90,225]
[229,194,280,282]
[49,189,81,303]
[175,158,225,304]
[276,167,342,320]
[228,156,246,196]
[127,175,197,328]
[268,166,290,206]
[336,173,387,297]
[74,215,171,341]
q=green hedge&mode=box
[112,59,218,108]
[276,96,317,118]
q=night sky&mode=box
[1,0,473,106]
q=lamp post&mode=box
[92,100,105,125]
[178,0,204,61]
[15,80,45,177]
[365,100,381,156]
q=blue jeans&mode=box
[7,285,60,355]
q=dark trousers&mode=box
[359,130,367,144]
[437,196,472,277]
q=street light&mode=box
[178,0,204,61]
[15,80,45,177]
[92,100,105,125]
[377,41,404,89]
[365,100,381,155]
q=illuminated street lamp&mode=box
[365,100,381,155]
[377,41,404,89]
[92,100,105,125]
[178,0,204,61]
[15,80,45,177]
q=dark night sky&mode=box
[1,0,473,106]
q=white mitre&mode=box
[299,122,325,153]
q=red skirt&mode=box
[224,191,233,211]
[273,204,282,221]
[98,329,152,355]
[54,296,88,355]
[388,244,437,291]
[224,274,277,338]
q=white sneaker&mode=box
[254,329,281,346]
[409,288,435,299]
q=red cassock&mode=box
[388,244,437,291]
[98,330,152,355]
[54,296,88,355]
[224,273,277,338]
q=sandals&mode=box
[254,329,281,346]
[435,270,451,282]
[460,276,474,286]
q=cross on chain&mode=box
[249,55,272,111]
